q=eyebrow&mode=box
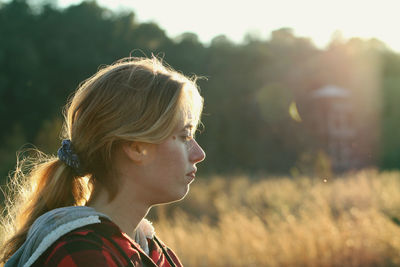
[182,124,194,130]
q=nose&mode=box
[189,139,206,164]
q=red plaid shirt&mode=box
[32,218,183,267]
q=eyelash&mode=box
[181,133,193,141]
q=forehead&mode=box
[175,84,202,132]
[175,110,196,132]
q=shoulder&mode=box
[33,220,140,267]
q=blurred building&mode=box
[311,85,362,172]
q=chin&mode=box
[163,186,190,204]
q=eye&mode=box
[182,135,192,141]
[181,132,193,142]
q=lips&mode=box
[186,169,197,178]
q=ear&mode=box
[122,141,150,163]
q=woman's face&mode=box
[135,120,206,205]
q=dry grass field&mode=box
[152,169,400,266]
[1,169,400,266]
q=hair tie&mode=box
[57,139,82,174]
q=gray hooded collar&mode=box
[5,206,110,267]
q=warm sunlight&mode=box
[2,0,400,265]
[55,0,400,51]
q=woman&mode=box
[1,56,206,266]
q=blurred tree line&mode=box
[0,0,400,184]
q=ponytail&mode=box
[0,151,91,263]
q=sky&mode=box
[41,0,400,52]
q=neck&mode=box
[87,187,151,239]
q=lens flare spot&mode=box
[289,101,302,122]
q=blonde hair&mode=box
[0,56,204,263]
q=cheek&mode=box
[155,140,186,170]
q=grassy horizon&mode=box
[153,169,400,266]
[1,169,400,266]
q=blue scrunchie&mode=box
[57,139,82,174]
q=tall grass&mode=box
[153,169,400,266]
[1,169,399,266]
